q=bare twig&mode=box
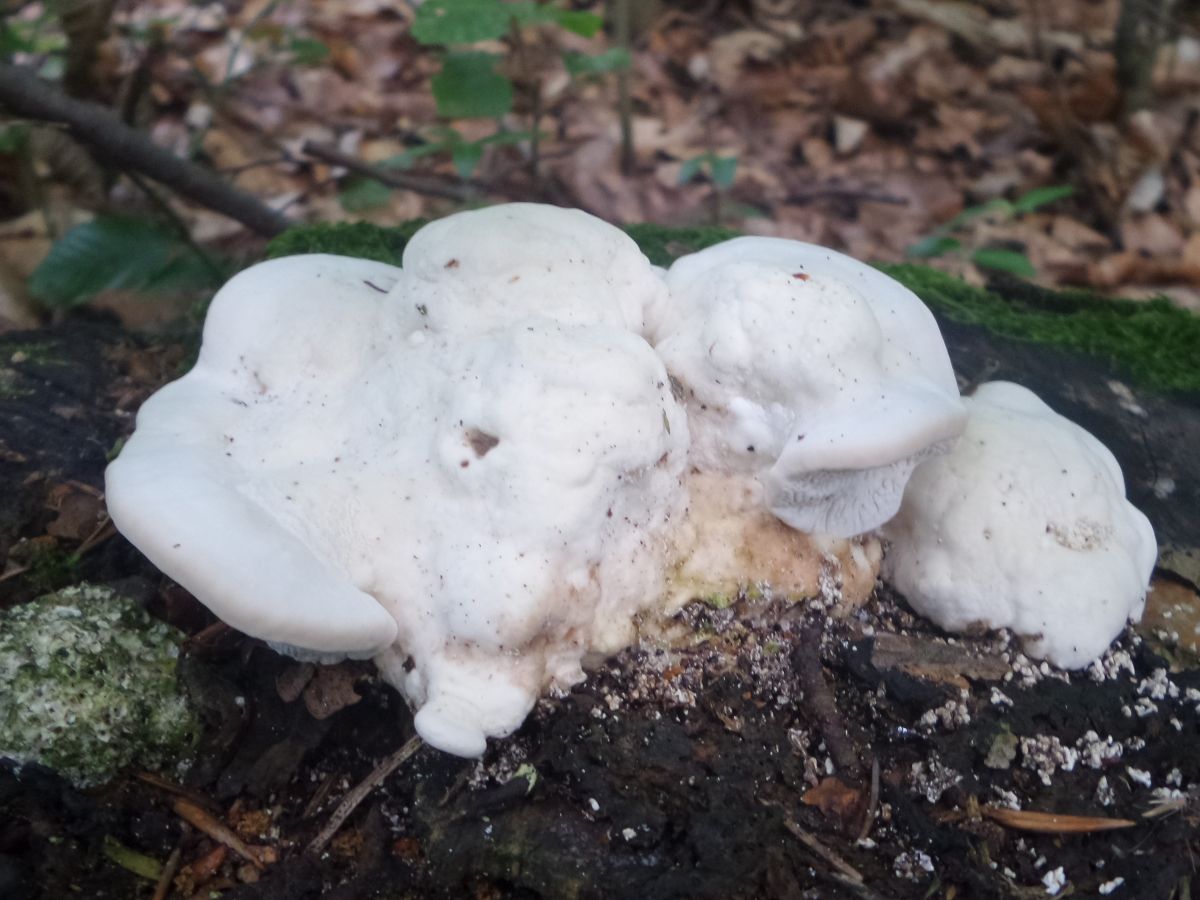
[856,758,880,843]
[778,814,894,900]
[794,621,862,779]
[614,0,635,173]
[301,141,477,202]
[135,771,223,812]
[786,187,909,206]
[151,847,181,900]
[307,735,423,856]
[172,797,265,870]
[0,63,290,236]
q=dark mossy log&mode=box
[2,225,1198,900]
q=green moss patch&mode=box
[261,218,1200,394]
[265,220,425,266]
[881,264,1200,394]
[0,584,198,787]
[621,223,740,267]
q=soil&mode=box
[1,294,1198,899]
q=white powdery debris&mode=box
[1099,877,1126,895]
[910,756,962,803]
[1076,731,1123,769]
[1126,767,1153,788]
[1133,697,1159,718]
[893,850,936,880]
[1136,668,1180,701]
[1042,867,1067,896]
[1020,735,1079,786]
[991,787,1021,810]
[1089,648,1137,683]
[918,690,972,731]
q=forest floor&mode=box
[5,0,1200,325]
[2,1,1200,899]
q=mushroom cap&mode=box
[882,381,1158,668]
[656,237,965,537]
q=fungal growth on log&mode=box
[106,203,1157,757]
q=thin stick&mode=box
[151,847,181,900]
[301,142,476,202]
[857,757,880,843]
[307,736,423,856]
[172,797,264,870]
[613,0,635,173]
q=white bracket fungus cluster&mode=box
[106,203,1156,757]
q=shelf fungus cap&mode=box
[882,381,1159,668]
[106,214,688,759]
[655,237,966,538]
[396,202,669,337]
[105,254,405,657]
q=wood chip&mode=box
[871,632,1010,683]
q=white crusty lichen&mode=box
[0,584,197,787]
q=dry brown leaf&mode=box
[302,664,364,720]
[981,805,1137,833]
[801,776,865,826]
[45,483,105,542]
[1120,214,1185,256]
[275,662,316,703]
[1138,575,1200,654]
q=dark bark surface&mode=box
[0,310,1197,900]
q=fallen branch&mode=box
[0,63,290,236]
[307,735,423,856]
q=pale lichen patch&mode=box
[0,584,198,787]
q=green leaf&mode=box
[0,22,37,55]
[286,35,330,66]
[412,0,513,45]
[906,235,962,259]
[710,155,737,191]
[0,124,30,153]
[971,247,1036,278]
[338,177,392,212]
[29,217,222,308]
[450,142,485,178]
[432,52,513,118]
[546,9,603,37]
[563,47,631,77]
[678,156,704,185]
[1013,184,1074,214]
[942,197,1013,232]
